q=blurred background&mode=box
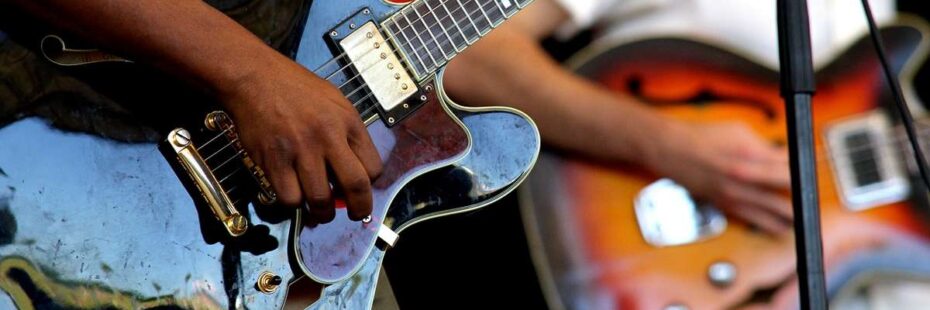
[385,4,930,310]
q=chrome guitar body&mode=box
[0,0,539,308]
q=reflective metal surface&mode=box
[309,250,386,310]
[294,2,478,284]
[824,111,910,211]
[385,99,541,232]
[0,2,542,308]
[0,119,293,309]
[295,96,469,284]
[306,99,540,309]
[634,179,727,247]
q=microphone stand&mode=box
[777,0,828,309]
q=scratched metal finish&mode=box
[296,95,469,284]
[386,106,541,231]
[293,0,471,284]
[309,106,540,309]
[0,118,293,309]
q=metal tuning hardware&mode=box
[204,111,277,205]
[167,127,248,237]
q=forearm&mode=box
[444,26,671,165]
[4,0,287,102]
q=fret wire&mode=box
[403,8,439,69]
[313,0,449,78]
[439,0,470,49]
[450,0,479,45]
[393,14,430,73]
[342,0,499,97]
[413,1,450,61]
[336,0,499,81]
[198,0,528,194]
[345,0,500,98]
[472,0,494,30]
[491,0,508,19]
[475,0,503,28]
[197,0,525,189]
[331,0,512,112]
[424,0,460,54]
[313,0,510,84]
[456,0,483,40]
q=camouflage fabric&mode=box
[0,0,310,142]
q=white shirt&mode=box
[551,0,895,70]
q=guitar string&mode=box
[199,0,511,188]
[302,0,930,205]
[339,0,512,99]
[313,0,513,84]
[203,137,241,162]
[816,127,930,164]
[309,0,475,78]
[199,0,501,153]
[330,0,507,113]
[197,4,930,195]
[267,0,504,124]
[327,0,508,99]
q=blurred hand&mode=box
[647,121,792,234]
[220,55,382,224]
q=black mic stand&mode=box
[777,0,828,309]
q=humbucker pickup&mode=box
[340,21,418,112]
[825,112,910,210]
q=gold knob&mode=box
[256,272,282,294]
[225,214,248,237]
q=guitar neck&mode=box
[383,0,533,80]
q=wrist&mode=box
[636,115,686,172]
[208,45,286,107]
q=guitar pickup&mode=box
[825,112,910,210]
[340,22,418,112]
[167,128,249,237]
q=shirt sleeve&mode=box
[550,0,670,38]
[550,0,614,37]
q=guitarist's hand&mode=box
[649,121,792,234]
[2,0,384,224]
[220,55,383,224]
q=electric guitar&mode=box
[0,0,540,308]
[521,19,930,309]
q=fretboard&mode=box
[382,0,533,79]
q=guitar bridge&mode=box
[167,128,248,237]
[165,111,277,237]
[204,112,277,205]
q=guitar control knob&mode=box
[708,261,737,288]
[256,271,282,294]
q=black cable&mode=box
[860,0,930,190]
